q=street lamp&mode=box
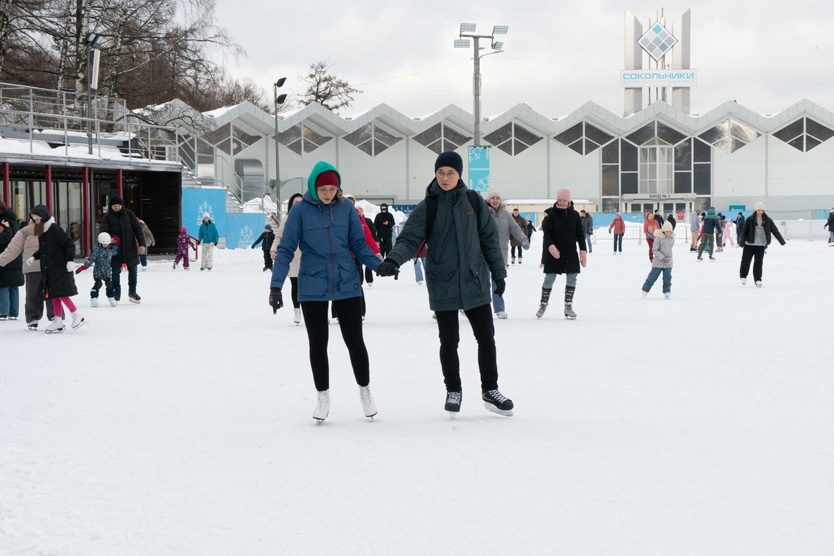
[82,32,105,155]
[273,77,287,223]
[454,23,508,146]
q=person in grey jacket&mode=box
[690,210,701,252]
[486,191,529,318]
[580,210,594,253]
[376,151,514,417]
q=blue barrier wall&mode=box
[226,213,266,249]
[182,189,227,238]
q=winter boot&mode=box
[482,389,514,416]
[536,288,552,319]
[313,390,330,422]
[108,297,117,307]
[293,308,302,324]
[45,316,65,334]
[359,385,377,419]
[564,286,577,319]
[91,298,99,308]
[129,292,141,304]
[445,391,462,415]
[70,311,86,330]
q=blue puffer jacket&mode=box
[82,244,119,280]
[270,162,381,301]
[702,209,722,234]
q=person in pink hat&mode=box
[536,189,587,319]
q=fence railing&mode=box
[0,81,251,206]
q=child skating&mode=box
[26,205,85,333]
[641,220,675,299]
[173,227,195,270]
[75,232,119,307]
[251,224,276,271]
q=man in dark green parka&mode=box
[377,151,514,417]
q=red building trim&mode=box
[82,167,91,256]
[2,162,9,205]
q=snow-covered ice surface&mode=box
[2,234,832,555]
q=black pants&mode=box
[511,245,523,259]
[90,278,114,298]
[302,297,370,392]
[739,245,766,281]
[364,264,374,284]
[434,303,498,393]
[262,250,272,270]
[378,236,392,258]
[24,271,54,323]
[290,277,300,309]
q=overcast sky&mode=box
[213,0,834,119]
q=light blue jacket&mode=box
[271,164,381,301]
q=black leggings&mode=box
[511,245,523,258]
[302,297,370,391]
[434,303,498,393]
[290,277,300,309]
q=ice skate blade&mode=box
[72,318,86,330]
[45,328,64,334]
[447,411,457,420]
[564,315,576,320]
[314,418,326,425]
[484,403,513,417]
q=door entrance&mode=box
[624,200,693,222]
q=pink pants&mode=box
[52,297,77,317]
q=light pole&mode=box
[82,32,104,155]
[273,77,287,223]
[454,23,507,147]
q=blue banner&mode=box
[226,213,266,249]
[468,146,490,192]
[181,188,227,238]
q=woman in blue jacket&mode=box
[269,161,383,422]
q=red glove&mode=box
[111,235,121,245]
[75,265,87,274]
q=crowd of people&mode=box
[2,155,823,425]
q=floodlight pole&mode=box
[456,24,507,147]
[273,77,287,223]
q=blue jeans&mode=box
[584,232,593,253]
[642,267,672,293]
[542,273,578,290]
[111,264,138,298]
[613,234,623,252]
[413,257,425,283]
[491,275,505,313]
[0,286,20,317]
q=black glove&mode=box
[376,259,399,278]
[493,278,506,297]
[269,288,283,313]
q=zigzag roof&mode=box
[203,98,834,142]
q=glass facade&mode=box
[773,117,834,152]
[344,123,401,156]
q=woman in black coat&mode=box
[0,205,24,319]
[537,189,588,319]
[27,205,84,332]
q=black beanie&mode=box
[110,195,124,206]
[30,204,51,221]
[434,151,463,176]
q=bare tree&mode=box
[299,59,362,111]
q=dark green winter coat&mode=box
[386,179,505,311]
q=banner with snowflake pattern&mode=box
[225,213,267,249]
[468,146,490,192]
[182,188,227,240]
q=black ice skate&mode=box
[482,389,513,417]
[444,391,462,418]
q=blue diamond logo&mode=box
[639,22,678,61]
